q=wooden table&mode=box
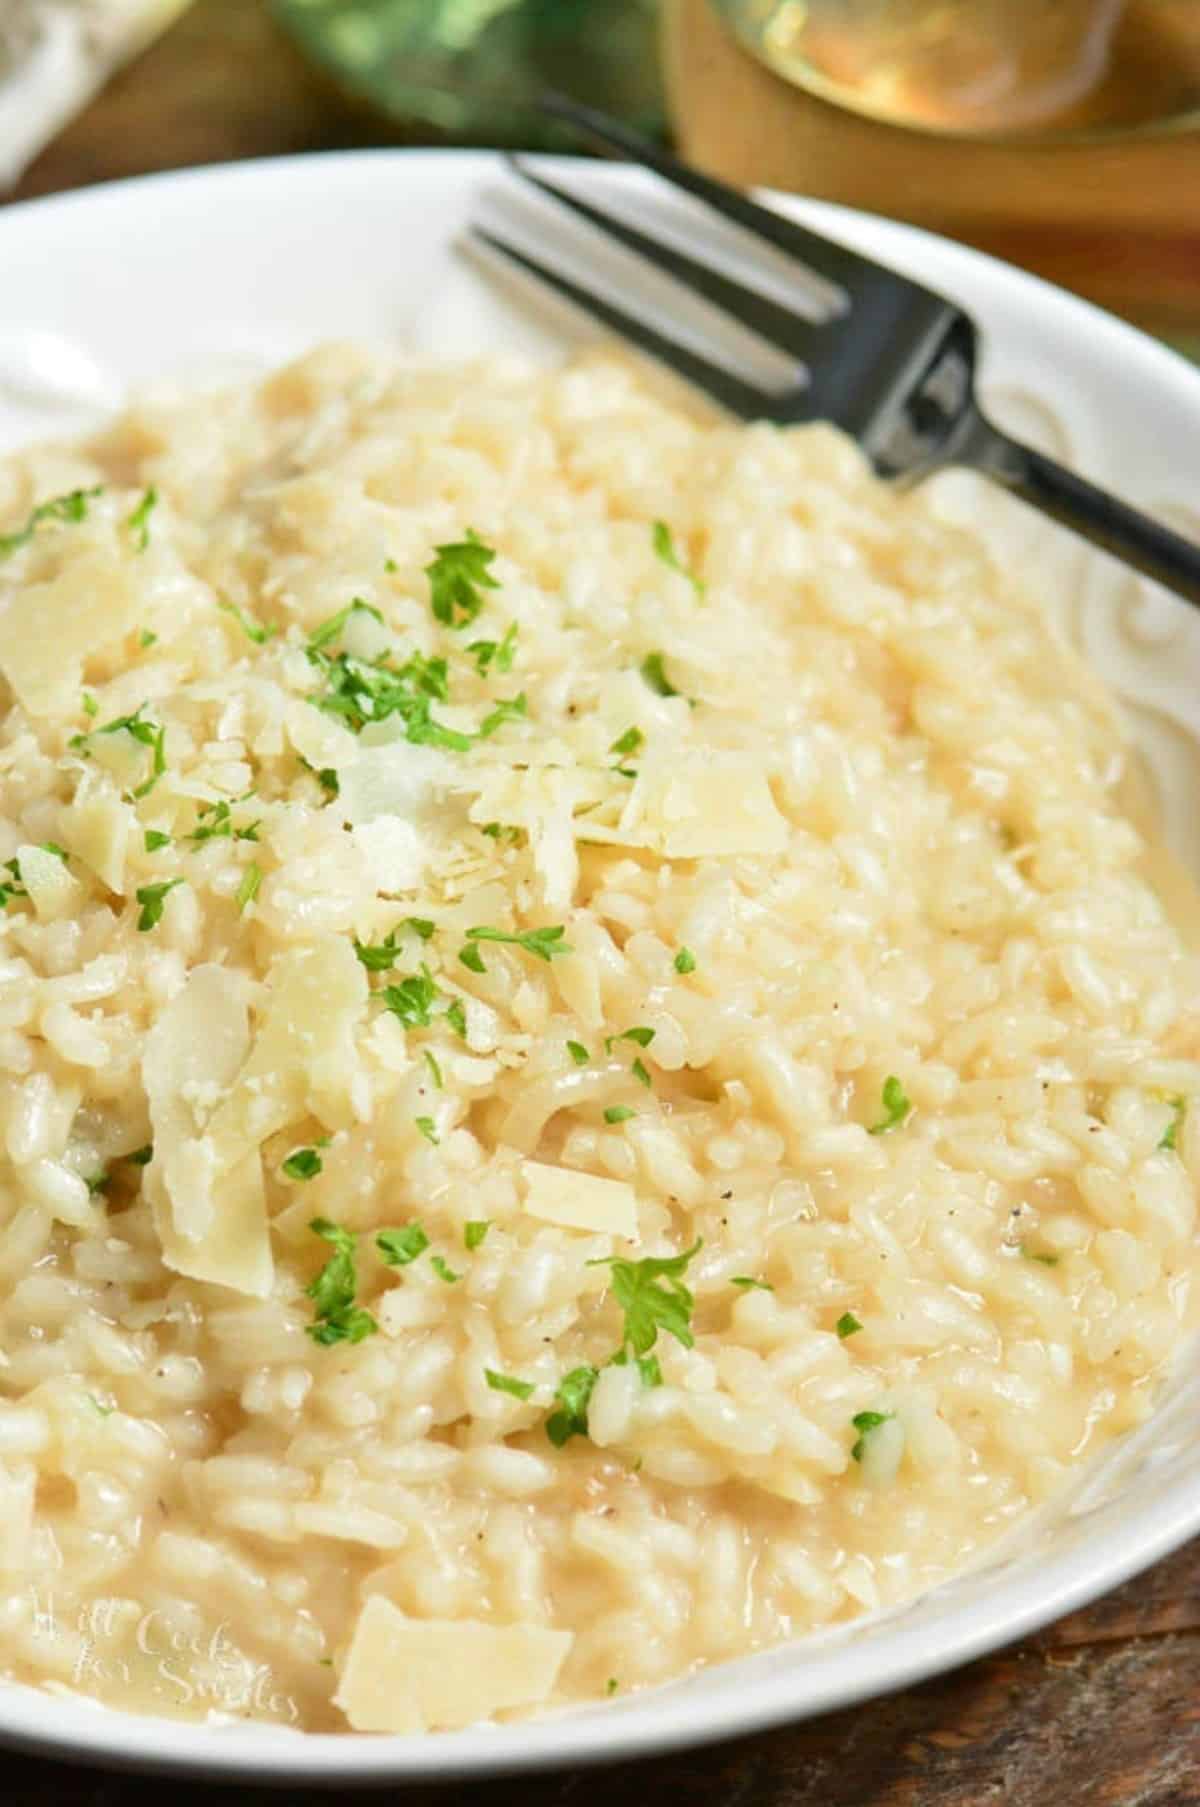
[4,3,1200,1799]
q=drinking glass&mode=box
[712,0,1200,138]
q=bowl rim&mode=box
[0,145,1198,1783]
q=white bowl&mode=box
[1,150,1199,1783]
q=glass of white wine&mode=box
[713,0,1200,138]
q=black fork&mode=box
[469,94,1200,609]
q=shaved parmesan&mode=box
[58,782,132,894]
[142,965,272,1298]
[351,817,428,894]
[204,935,368,1166]
[523,1160,638,1238]
[621,754,789,860]
[333,1595,572,1733]
[0,551,141,717]
[15,843,81,920]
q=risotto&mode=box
[0,344,1196,1734]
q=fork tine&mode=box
[468,225,780,420]
[541,93,863,308]
[507,155,828,355]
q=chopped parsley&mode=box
[731,1276,773,1292]
[631,1057,652,1089]
[143,829,171,852]
[468,620,518,675]
[127,1145,153,1166]
[87,1394,115,1419]
[218,597,277,645]
[588,1240,702,1357]
[382,969,439,1028]
[87,1171,110,1197]
[604,1106,636,1125]
[606,1679,619,1697]
[444,998,468,1040]
[415,1116,440,1145]
[545,1365,599,1447]
[305,1219,378,1346]
[0,485,102,561]
[75,703,167,800]
[126,486,158,552]
[40,842,68,862]
[298,755,339,795]
[464,1220,490,1250]
[423,1050,443,1089]
[613,1026,655,1048]
[235,864,262,913]
[0,858,26,909]
[426,529,499,629]
[639,651,679,698]
[139,629,158,649]
[567,1040,590,1067]
[306,637,472,750]
[463,924,572,963]
[354,931,401,972]
[405,916,436,941]
[651,520,705,596]
[430,1254,459,1283]
[674,947,696,975]
[850,1410,893,1462]
[1160,1096,1186,1152]
[307,598,383,654]
[376,1224,429,1267]
[836,1311,863,1338]
[458,943,487,974]
[135,879,183,932]
[867,1076,911,1136]
[81,692,99,718]
[185,797,260,846]
[609,726,643,759]
[282,1148,323,1182]
[485,1369,534,1400]
[477,692,528,739]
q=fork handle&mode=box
[960,413,1200,608]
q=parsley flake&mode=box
[139,629,158,649]
[81,692,99,718]
[588,1240,702,1357]
[1160,1096,1186,1152]
[86,703,167,799]
[235,864,262,913]
[546,1365,598,1447]
[377,1225,429,1267]
[282,1148,323,1182]
[486,1369,534,1400]
[836,1311,863,1338]
[415,1116,440,1145]
[135,879,183,932]
[468,620,518,675]
[731,1276,773,1292]
[307,598,384,654]
[567,1040,590,1067]
[651,520,705,596]
[426,529,499,629]
[464,1220,490,1250]
[609,726,644,759]
[430,1254,459,1283]
[143,829,171,852]
[477,692,528,739]
[126,487,158,552]
[631,1057,652,1089]
[868,1076,911,1135]
[128,1146,153,1166]
[459,943,487,974]
[305,1219,378,1347]
[423,1050,443,1089]
[639,651,679,698]
[674,947,696,975]
[0,486,102,561]
[218,597,277,645]
[464,924,571,962]
[383,969,439,1028]
[604,1105,636,1125]
[850,1410,894,1462]
[444,998,468,1040]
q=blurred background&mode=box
[0,0,1197,360]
